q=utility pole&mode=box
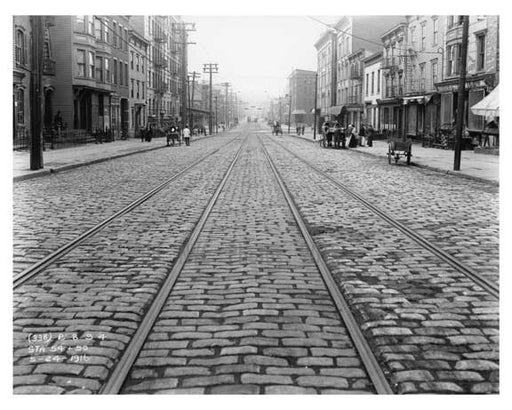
[313,72,318,139]
[188,71,200,128]
[454,16,469,171]
[30,15,44,170]
[214,95,218,133]
[287,93,292,134]
[175,21,196,127]
[221,82,231,128]
[203,63,218,135]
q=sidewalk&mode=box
[12,135,209,182]
[289,129,499,186]
[11,130,499,186]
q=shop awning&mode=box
[292,109,307,115]
[326,105,345,115]
[402,95,433,105]
[471,85,499,119]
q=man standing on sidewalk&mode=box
[183,124,191,146]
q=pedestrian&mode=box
[367,124,374,147]
[301,124,305,135]
[54,111,63,137]
[359,124,366,146]
[183,124,191,146]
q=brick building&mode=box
[287,69,316,127]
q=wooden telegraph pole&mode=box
[313,72,318,140]
[203,63,218,135]
[30,15,44,170]
[453,16,469,171]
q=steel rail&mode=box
[13,139,238,289]
[270,137,499,300]
[259,137,394,395]
[100,139,246,394]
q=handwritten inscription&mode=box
[26,332,106,363]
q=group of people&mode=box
[295,124,306,136]
[139,123,194,147]
[322,122,374,149]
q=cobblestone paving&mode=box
[13,135,237,276]
[13,139,244,394]
[122,136,375,394]
[263,135,499,394]
[277,136,499,284]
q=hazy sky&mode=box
[185,16,336,107]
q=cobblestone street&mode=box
[13,124,499,395]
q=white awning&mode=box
[471,85,499,119]
[402,95,433,105]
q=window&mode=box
[131,78,134,97]
[113,58,118,84]
[76,49,86,77]
[95,56,103,81]
[377,69,380,93]
[118,25,123,50]
[365,73,369,96]
[431,59,438,87]
[421,23,426,50]
[410,27,416,47]
[88,51,95,78]
[432,17,438,46]
[419,63,426,91]
[88,16,94,35]
[112,22,117,47]
[105,58,110,83]
[141,56,145,73]
[15,29,26,65]
[447,44,460,76]
[94,17,102,39]
[477,33,486,71]
[447,16,454,28]
[119,61,123,85]
[104,18,110,44]
[16,88,24,124]
[125,63,128,85]
[130,51,134,69]
[124,29,128,51]
[75,15,86,32]
[142,81,145,99]
[137,80,140,99]
[136,55,140,72]
[371,71,375,94]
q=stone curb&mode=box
[292,134,499,187]
[13,145,165,183]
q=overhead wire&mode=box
[307,16,445,59]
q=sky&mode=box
[185,16,336,108]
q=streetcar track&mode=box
[13,138,239,289]
[266,136,499,299]
[258,136,393,395]
[99,138,247,394]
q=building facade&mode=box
[435,15,499,144]
[13,16,32,148]
[363,52,382,130]
[288,69,316,127]
[13,14,189,149]
[315,16,404,129]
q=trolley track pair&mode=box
[13,137,240,289]
[101,134,393,394]
[267,136,499,300]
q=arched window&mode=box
[15,29,26,65]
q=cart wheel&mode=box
[388,146,392,164]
